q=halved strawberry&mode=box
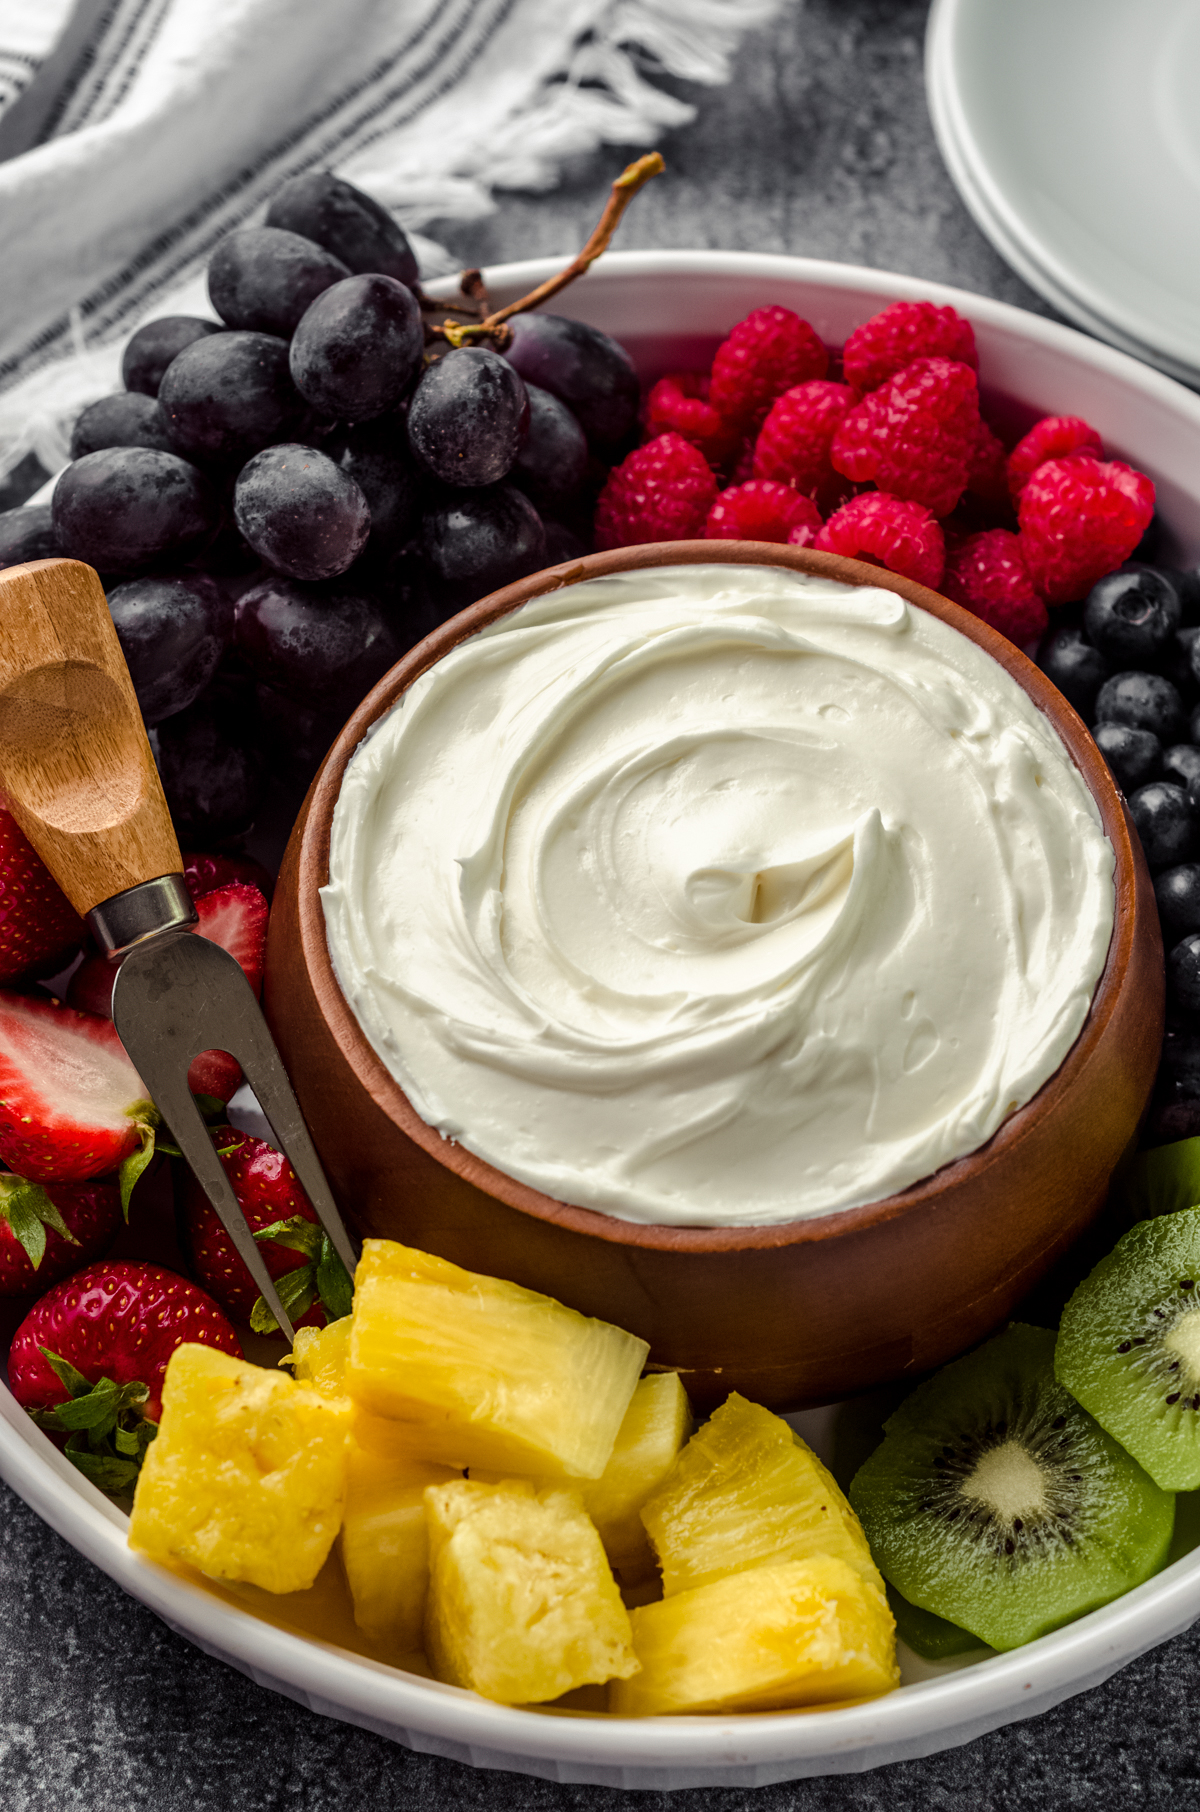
[0,993,158,1201]
[0,1173,122,1295]
[182,849,274,903]
[0,803,85,985]
[182,1125,353,1337]
[8,1258,240,1492]
[65,881,269,1103]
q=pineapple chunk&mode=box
[581,1373,692,1577]
[640,1393,883,1597]
[610,1556,898,1716]
[340,1439,459,1647]
[347,1240,648,1478]
[291,1317,353,1396]
[128,1344,350,1593]
[424,1478,639,1703]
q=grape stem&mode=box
[429,153,665,349]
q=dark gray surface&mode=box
[2,0,1189,1805]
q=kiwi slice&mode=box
[1057,1206,1200,1489]
[848,1324,1173,1652]
[886,1584,985,1661]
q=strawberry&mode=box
[0,803,85,985]
[65,880,269,1103]
[182,848,274,903]
[8,1259,239,1492]
[0,1172,121,1295]
[182,1125,353,1337]
[0,992,158,1204]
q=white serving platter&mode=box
[926,0,1200,387]
[6,250,1200,1787]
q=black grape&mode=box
[234,575,403,715]
[70,392,175,460]
[255,682,343,786]
[511,382,588,511]
[422,483,547,613]
[328,416,419,556]
[207,227,351,337]
[407,348,529,487]
[155,696,266,841]
[0,502,59,569]
[107,573,231,724]
[504,313,639,451]
[122,316,224,397]
[542,518,589,564]
[158,331,306,462]
[52,448,219,574]
[233,444,370,581]
[265,172,419,288]
[289,275,424,421]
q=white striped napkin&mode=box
[0,0,785,486]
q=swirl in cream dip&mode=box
[322,565,1115,1228]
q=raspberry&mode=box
[941,529,1048,644]
[643,372,738,468]
[709,307,828,428]
[751,381,859,497]
[965,418,1010,509]
[841,301,977,394]
[705,481,823,545]
[831,357,980,518]
[1007,415,1103,499]
[594,431,718,550]
[1017,454,1155,605]
[814,492,945,589]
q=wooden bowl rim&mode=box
[290,541,1141,1255]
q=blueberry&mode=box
[1159,1028,1200,1098]
[69,393,176,461]
[1036,624,1111,717]
[1093,722,1161,794]
[1084,565,1182,669]
[1129,781,1198,871]
[422,483,548,615]
[1094,670,1188,744]
[207,227,351,337]
[233,444,370,581]
[542,518,589,563]
[511,383,590,512]
[107,573,231,725]
[407,349,530,488]
[1155,865,1200,941]
[265,172,419,289]
[1169,934,1200,1015]
[121,316,224,398]
[1163,626,1200,701]
[0,502,58,569]
[1164,744,1200,792]
[504,313,640,452]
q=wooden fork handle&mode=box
[0,559,182,914]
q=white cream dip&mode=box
[322,565,1115,1228]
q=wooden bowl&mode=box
[264,542,1163,1411]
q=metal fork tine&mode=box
[110,931,359,1342]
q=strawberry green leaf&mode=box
[39,1347,95,1400]
[63,1438,142,1494]
[316,1236,354,1322]
[252,1215,322,1259]
[249,1262,317,1335]
[0,1180,77,1270]
[118,1122,158,1219]
[192,1094,228,1121]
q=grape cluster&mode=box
[0,171,637,842]
[1037,563,1200,1135]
